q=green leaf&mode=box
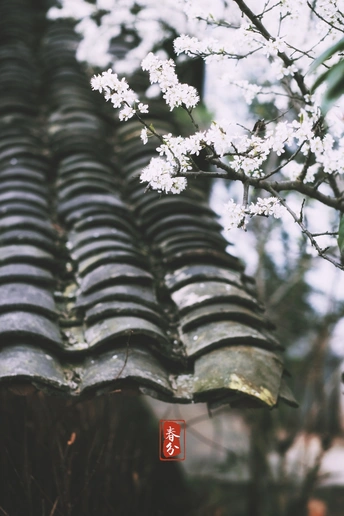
[337,215,344,259]
[311,66,333,92]
[309,37,344,73]
[320,60,344,112]
[324,61,344,97]
[312,57,344,91]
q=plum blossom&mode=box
[269,122,295,155]
[271,61,298,80]
[141,53,199,110]
[138,103,149,114]
[224,197,285,231]
[263,38,287,57]
[174,34,235,61]
[163,84,199,110]
[224,200,248,230]
[156,134,194,173]
[174,35,203,56]
[141,128,149,145]
[118,105,136,121]
[91,69,149,119]
[48,0,344,269]
[205,122,232,156]
[249,197,284,218]
[140,158,187,193]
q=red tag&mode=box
[159,420,185,461]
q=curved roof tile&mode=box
[0,6,296,409]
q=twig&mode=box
[243,179,250,207]
[307,0,344,33]
[297,149,312,182]
[257,1,281,19]
[299,198,306,224]
[328,173,342,199]
[183,106,199,131]
[312,231,338,237]
[262,142,305,180]
[134,110,165,144]
[185,47,262,61]
[208,157,344,212]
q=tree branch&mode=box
[207,157,344,212]
[233,0,309,96]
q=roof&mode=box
[0,2,297,409]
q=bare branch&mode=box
[243,179,250,207]
[297,149,312,182]
[207,157,344,212]
[263,143,305,180]
[312,231,338,237]
[266,186,344,271]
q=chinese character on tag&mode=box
[159,420,185,461]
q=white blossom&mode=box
[270,61,298,80]
[270,122,295,155]
[140,157,187,193]
[157,134,193,173]
[224,199,248,230]
[141,52,199,110]
[224,196,285,230]
[90,74,105,93]
[184,132,205,155]
[138,102,149,113]
[170,176,188,193]
[141,128,149,144]
[174,34,235,61]
[249,197,284,218]
[119,105,136,121]
[174,34,202,56]
[282,160,303,180]
[263,38,287,57]
[205,122,232,156]
[70,0,344,249]
[91,69,150,120]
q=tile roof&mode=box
[0,0,297,409]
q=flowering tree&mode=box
[48,0,344,270]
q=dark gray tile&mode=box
[171,281,260,314]
[193,345,284,407]
[0,311,62,347]
[80,263,154,294]
[180,320,281,357]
